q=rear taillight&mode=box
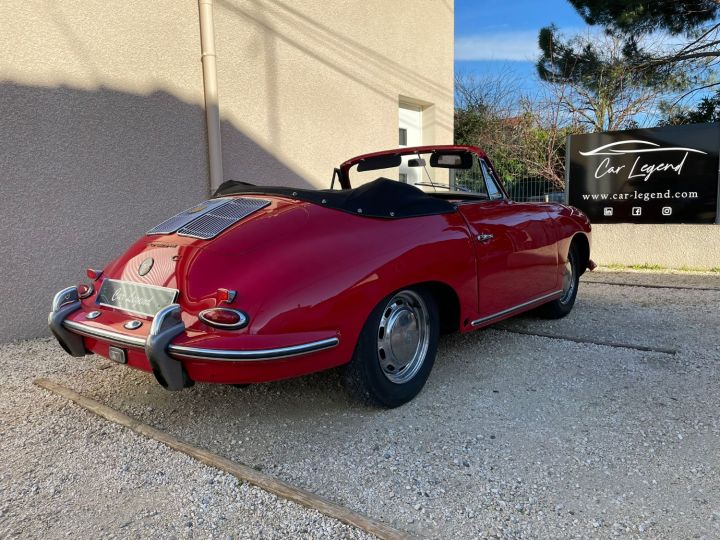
[216,288,236,304]
[198,308,248,330]
[86,268,103,280]
[77,283,94,299]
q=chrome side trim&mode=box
[61,319,340,361]
[168,337,340,361]
[471,290,563,326]
[63,320,147,348]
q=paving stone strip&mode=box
[495,327,678,355]
[582,280,720,292]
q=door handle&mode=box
[477,233,494,242]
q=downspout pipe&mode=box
[198,0,224,192]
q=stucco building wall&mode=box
[214,0,454,189]
[591,224,720,270]
[0,1,455,341]
[0,1,210,342]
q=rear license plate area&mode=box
[108,346,127,364]
[96,279,179,317]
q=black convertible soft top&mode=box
[213,178,456,219]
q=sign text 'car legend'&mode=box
[567,123,720,223]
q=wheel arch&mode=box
[413,280,461,335]
[571,233,590,277]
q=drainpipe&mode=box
[198,0,224,192]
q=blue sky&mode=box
[454,0,587,94]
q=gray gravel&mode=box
[2,270,720,539]
[0,342,372,539]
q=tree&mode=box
[454,73,584,189]
[557,1,720,99]
[454,72,526,179]
[516,86,585,188]
[454,72,520,147]
[568,0,719,35]
[536,28,674,131]
[662,89,720,124]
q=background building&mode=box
[0,0,454,341]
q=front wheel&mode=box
[538,244,580,319]
[344,287,439,408]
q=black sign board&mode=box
[567,123,720,223]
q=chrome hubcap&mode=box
[560,255,575,304]
[377,290,429,384]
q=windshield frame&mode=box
[337,145,510,200]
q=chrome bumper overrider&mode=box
[48,287,87,357]
[49,286,340,391]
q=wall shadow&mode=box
[0,82,312,341]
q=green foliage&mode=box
[454,73,590,190]
[548,1,720,120]
[536,25,685,131]
[568,0,719,36]
[662,89,720,124]
[454,106,490,147]
[538,25,668,89]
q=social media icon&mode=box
[662,206,672,216]
[631,207,642,216]
[603,207,613,216]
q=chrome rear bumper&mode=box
[49,286,340,390]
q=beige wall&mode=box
[214,0,454,189]
[591,224,720,270]
[0,1,210,342]
[0,1,454,341]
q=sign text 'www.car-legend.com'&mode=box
[567,123,720,223]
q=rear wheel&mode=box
[344,287,439,408]
[538,244,580,319]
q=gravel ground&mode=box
[2,271,720,539]
[0,342,372,539]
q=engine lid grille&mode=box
[147,197,270,239]
[147,198,230,235]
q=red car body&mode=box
[49,145,592,395]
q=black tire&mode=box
[537,243,580,319]
[344,287,439,408]
[231,384,250,388]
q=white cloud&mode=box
[455,27,612,62]
[455,30,540,62]
[456,27,678,63]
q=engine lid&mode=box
[146,197,270,239]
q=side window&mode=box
[398,128,408,146]
[452,155,488,197]
[480,160,503,200]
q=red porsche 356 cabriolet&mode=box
[49,145,592,407]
